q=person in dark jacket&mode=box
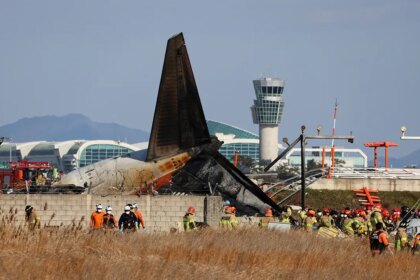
[118,205,138,233]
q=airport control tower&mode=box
[251,77,285,167]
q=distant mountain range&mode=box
[0,114,149,143]
[368,150,420,168]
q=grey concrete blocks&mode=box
[0,194,228,232]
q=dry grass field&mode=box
[0,211,419,279]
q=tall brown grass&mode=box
[0,208,419,280]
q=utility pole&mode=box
[264,125,354,209]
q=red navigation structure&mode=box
[353,187,381,207]
[364,141,398,169]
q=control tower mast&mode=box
[251,77,285,167]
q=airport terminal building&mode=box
[0,121,271,173]
[0,140,139,173]
[0,121,366,173]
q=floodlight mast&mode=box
[400,126,420,140]
[264,125,355,209]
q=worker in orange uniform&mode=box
[90,204,105,230]
[102,206,117,230]
[133,203,146,230]
[183,206,197,232]
[259,208,277,228]
[370,222,392,256]
[411,232,420,255]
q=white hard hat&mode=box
[124,205,131,211]
[96,204,103,209]
[106,206,112,211]
[133,203,138,209]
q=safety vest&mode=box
[220,214,238,230]
[304,216,314,231]
[279,215,290,223]
[370,212,384,230]
[395,231,408,252]
[183,214,197,232]
[103,214,116,229]
[343,218,354,235]
[259,216,275,228]
[370,230,385,253]
[320,216,333,228]
[300,210,307,222]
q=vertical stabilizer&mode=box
[146,33,211,162]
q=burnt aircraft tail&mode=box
[146,33,211,162]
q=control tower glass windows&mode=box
[252,78,285,125]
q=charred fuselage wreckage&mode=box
[58,33,282,215]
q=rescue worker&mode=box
[330,209,339,228]
[279,206,292,223]
[90,204,105,230]
[103,206,117,230]
[391,208,401,225]
[365,207,374,234]
[25,205,40,230]
[299,206,308,225]
[183,206,197,232]
[394,222,408,253]
[319,208,334,228]
[370,206,385,231]
[401,206,410,220]
[356,209,369,236]
[412,232,420,255]
[342,212,355,237]
[133,203,146,230]
[370,222,391,256]
[279,211,290,223]
[118,205,138,233]
[316,210,323,225]
[259,208,277,228]
[304,209,317,232]
[381,208,393,230]
[220,206,239,230]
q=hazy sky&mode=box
[1,1,420,157]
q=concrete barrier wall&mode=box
[0,194,225,232]
[311,178,420,191]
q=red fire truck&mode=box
[0,160,55,191]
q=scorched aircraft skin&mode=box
[57,33,282,214]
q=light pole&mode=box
[400,126,420,140]
[264,125,354,209]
